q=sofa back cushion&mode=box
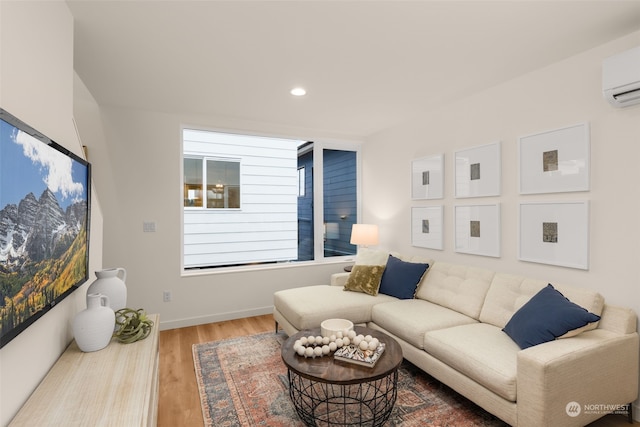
[415,262,495,320]
[354,248,390,266]
[480,273,605,328]
[389,251,432,265]
[354,249,432,267]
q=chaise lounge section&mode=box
[273,251,639,427]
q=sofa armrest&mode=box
[517,329,639,427]
[598,304,637,334]
[331,272,350,287]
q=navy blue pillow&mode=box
[502,284,601,349]
[378,255,429,299]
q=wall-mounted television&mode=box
[0,108,91,348]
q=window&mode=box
[182,129,360,269]
[206,159,240,208]
[184,158,240,209]
[297,166,305,197]
[183,157,203,207]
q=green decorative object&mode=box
[113,308,154,344]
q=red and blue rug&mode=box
[193,332,508,426]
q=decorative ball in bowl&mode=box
[321,318,354,338]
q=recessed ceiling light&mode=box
[290,87,307,96]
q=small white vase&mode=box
[87,268,127,311]
[73,293,115,352]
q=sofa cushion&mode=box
[343,265,386,296]
[273,285,397,331]
[502,284,601,349]
[415,262,494,320]
[378,255,429,299]
[480,273,604,329]
[354,248,389,266]
[371,299,477,349]
[424,323,520,402]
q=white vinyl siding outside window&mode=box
[183,129,300,268]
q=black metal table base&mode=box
[287,370,398,427]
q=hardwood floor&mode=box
[158,314,275,427]
[158,314,635,427]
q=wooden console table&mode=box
[9,314,160,427]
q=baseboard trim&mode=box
[158,306,273,331]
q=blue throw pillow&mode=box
[502,284,601,349]
[378,255,429,299]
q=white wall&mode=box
[0,2,104,425]
[363,30,640,415]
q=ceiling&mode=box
[67,1,640,138]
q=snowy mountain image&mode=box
[0,119,90,345]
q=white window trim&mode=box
[313,140,362,263]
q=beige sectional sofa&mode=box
[273,252,639,427]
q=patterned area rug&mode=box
[193,332,509,427]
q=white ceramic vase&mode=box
[73,293,115,352]
[86,268,127,311]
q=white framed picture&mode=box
[518,201,589,270]
[454,204,500,257]
[455,141,501,198]
[411,206,444,250]
[519,122,590,194]
[411,154,444,200]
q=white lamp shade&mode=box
[350,224,379,246]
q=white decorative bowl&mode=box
[321,318,354,337]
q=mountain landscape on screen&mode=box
[0,189,88,342]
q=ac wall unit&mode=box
[602,46,640,107]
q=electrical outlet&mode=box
[163,291,171,302]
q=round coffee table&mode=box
[281,326,403,427]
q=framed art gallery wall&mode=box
[409,126,591,267]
